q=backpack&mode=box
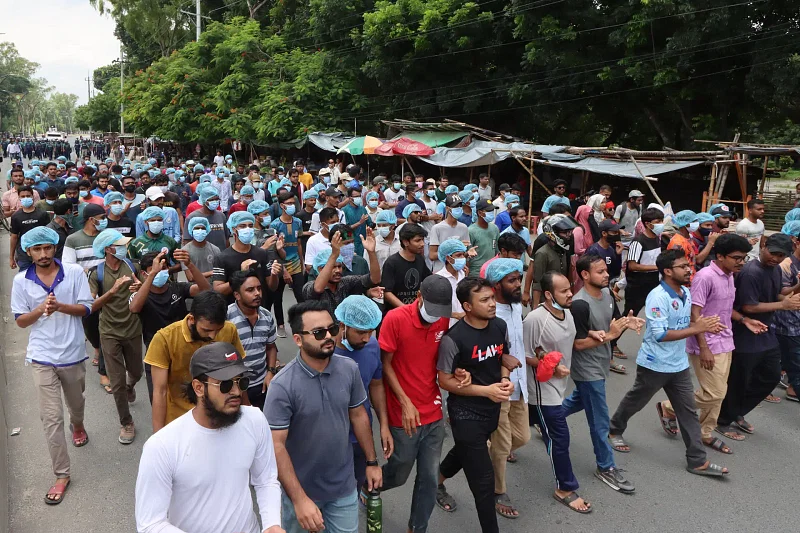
[89,259,138,297]
[618,202,641,229]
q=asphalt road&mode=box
[1,153,798,533]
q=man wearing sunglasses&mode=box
[267,300,381,533]
[541,179,571,216]
[136,342,283,533]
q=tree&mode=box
[75,79,121,132]
[0,41,38,132]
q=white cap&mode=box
[186,159,195,166]
[145,186,165,201]
[628,190,644,198]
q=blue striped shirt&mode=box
[226,303,277,387]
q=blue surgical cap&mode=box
[376,210,397,225]
[65,176,79,185]
[279,177,292,188]
[148,158,157,165]
[458,190,473,203]
[194,164,205,173]
[334,295,383,330]
[366,191,379,201]
[313,183,327,192]
[484,258,524,284]
[175,169,185,178]
[104,192,124,206]
[188,216,210,232]
[673,210,698,228]
[403,203,422,218]
[240,185,255,196]
[313,248,344,273]
[199,173,213,184]
[247,200,269,215]
[21,226,59,252]
[92,229,125,258]
[696,212,715,224]
[782,220,800,237]
[227,211,255,231]
[348,179,361,189]
[199,185,219,204]
[445,185,459,194]
[463,183,478,192]
[437,238,467,263]
[504,194,520,206]
[303,190,319,200]
[141,206,165,221]
[785,208,800,223]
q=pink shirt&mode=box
[2,189,41,214]
[686,261,735,355]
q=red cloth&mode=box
[185,200,202,216]
[378,301,450,427]
[228,202,248,214]
[535,351,563,382]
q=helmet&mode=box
[543,214,577,251]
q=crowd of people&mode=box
[5,149,799,533]
[1,136,116,162]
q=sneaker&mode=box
[119,423,135,445]
[595,467,635,494]
[277,325,287,338]
[127,384,136,403]
[779,373,789,390]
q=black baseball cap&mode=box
[325,186,343,197]
[82,203,105,221]
[498,183,510,192]
[599,219,619,232]
[445,193,463,208]
[475,199,497,212]
[765,233,793,257]
[420,275,453,318]
[190,342,249,381]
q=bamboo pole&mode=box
[528,157,534,230]
[403,156,418,179]
[512,155,552,195]
[630,156,664,206]
[757,156,769,197]
[705,164,717,212]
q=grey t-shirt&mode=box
[570,288,619,382]
[428,220,469,272]
[614,203,641,243]
[524,305,576,406]
[182,240,221,274]
[184,210,230,250]
[264,353,367,501]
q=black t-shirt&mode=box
[436,317,509,420]
[626,234,661,289]
[733,259,782,352]
[381,252,431,306]
[133,282,193,345]
[212,245,271,304]
[107,216,136,237]
[11,208,50,258]
[297,208,315,253]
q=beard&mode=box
[502,287,522,304]
[303,338,335,360]
[189,322,212,342]
[202,396,242,429]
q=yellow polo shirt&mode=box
[298,172,314,189]
[144,317,245,425]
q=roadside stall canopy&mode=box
[375,137,435,157]
[416,140,577,168]
[533,156,705,179]
[388,131,467,147]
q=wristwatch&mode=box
[268,366,279,375]
[366,460,379,467]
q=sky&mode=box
[0,0,120,105]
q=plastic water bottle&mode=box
[365,488,382,533]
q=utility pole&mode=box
[86,71,93,138]
[196,0,201,41]
[120,44,125,135]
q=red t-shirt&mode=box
[185,200,202,217]
[480,254,500,278]
[378,301,449,428]
[228,202,248,214]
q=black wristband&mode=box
[501,376,511,382]
[366,460,379,467]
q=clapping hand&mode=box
[361,227,376,253]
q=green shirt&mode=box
[88,260,142,340]
[467,223,499,277]
[532,242,569,291]
[128,233,178,265]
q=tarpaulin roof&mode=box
[533,157,705,179]
[307,132,354,152]
[415,140,575,168]
[389,131,467,148]
[726,146,800,156]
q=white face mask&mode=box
[419,302,440,323]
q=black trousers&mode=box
[273,272,305,325]
[718,346,781,427]
[440,414,499,533]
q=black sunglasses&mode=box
[206,376,250,394]
[298,323,340,340]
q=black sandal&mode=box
[494,493,519,519]
[656,402,679,436]
[686,463,729,477]
[553,492,592,514]
[703,437,732,455]
[436,484,457,512]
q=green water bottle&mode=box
[365,488,382,533]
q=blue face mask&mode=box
[469,199,477,209]
[482,211,495,223]
[651,223,665,236]
[415,191,423,200]
[112,244,127,260]
[393,183,402,191]
[284,204,296,216]
[192,228,208,242]
[342,325,355,352]
[377,227,391,238]
[548,294,565,311]
[259,215,272,227]
[148,221,164,234]
[237,227,255,244]
[450,257,467,271]
[450,207,463,219]
[323,176,331,184]
[207,200,220,211]
[110,204,124,216]
[426,190,436,198]
[353,197,362,207]
[152,270,170,288]
[79,190,88,198]
[46,199,55,205]
[94,218,108,231]
[20,197,34,208]
[473,192,480,201]
[368,200,378,209]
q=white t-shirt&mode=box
[135,407,281,533]
[304,231,332,267]
[735,218,765,262]
[309,209,345,233]
[213,155,225,167]
[384,188,401,206]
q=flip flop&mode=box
[69,424,89,447]
[786,393,799,403]
[763,394,781,404]
[608,434,630,453]
[612,347,628,359]
[703,437,732,455]
[610,362,627,375]
[506,452,517,463]
[686,463,729,477]
[494,493,519,519]
[734,418,754,434]
[553,492,592,514]
[714,425,746,441]
[656,402,679,436]
[44,479,70,505]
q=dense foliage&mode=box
[88,0,800,147]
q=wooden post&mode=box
[705,164,717,212]
[630,156,664,206]
[528,157,535,230]
[758,156,769,197]
[733,153,746,207]
[469,167,474,184]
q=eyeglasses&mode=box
[726,255,746,263]
[206,376,250,394]
[298,323,340,340]
[555,186,566,190]
[671,263,691,270]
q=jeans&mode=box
[440,415,499,533]
[610,365,706,468]
[778,334,800,393]
[563,379,615,470]
[382,420,445,532]
[536,404,579,492]
[719,346,781,427]
[281,489,358,533]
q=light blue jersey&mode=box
[636,281,692,373]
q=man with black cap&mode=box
[541,179,571,215]
[379,274,465,533]
[709,203,735,234]
[718,233,800,436]
[309,187,345,233]
[135,342,283,533]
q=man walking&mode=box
[135,342,283,533]
[608,250,729,477]
[266,300,382,533]
[11,227,94,505]
[735,198,766,262]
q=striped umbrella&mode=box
[337,135,383,155]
